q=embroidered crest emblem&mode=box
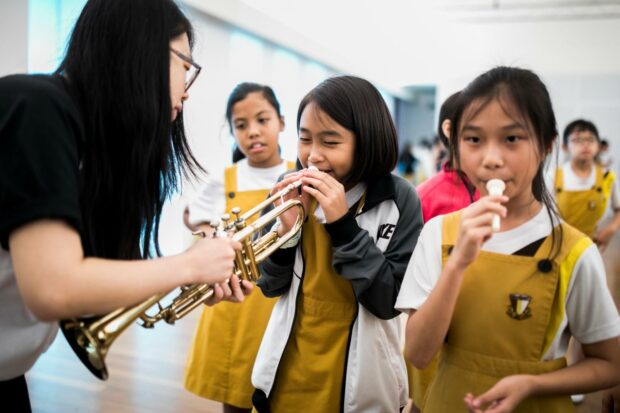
[507,294,532,320]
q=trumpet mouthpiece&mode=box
[486,179,505,196]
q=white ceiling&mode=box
[432,0,620,21]
[187,0,620,91]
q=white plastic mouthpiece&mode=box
[308,166,319,172]
[486,179,505,232]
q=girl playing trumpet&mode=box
[251,75,424,412]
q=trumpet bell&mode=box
[60,179,305,380]
[60,317,108,380]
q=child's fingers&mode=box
[272,173,303,193]
[462,227,494,247]
[461,212,496,231]
[301,177,333,198]
[472,388,508,412]
[464,198,508,219]
[229,274,245,302]
[219,280,233,297]
[303,168,342,186]
[204,283,224,306]
[463,393,477,412]
[301,175,342,195]
[301,184,327,203]
[241,280,254,294]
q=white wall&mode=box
[417,19,620,177]
[160,6,337,254]
[0,0,28,76]
[180,1,620,178]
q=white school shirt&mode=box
[187,159,293,226]
[0,249,57,379]
[549,162,620,232]
[395,206,620,360]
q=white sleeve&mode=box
[395,216,443,312]
[186,172,226,226]
[565,244,620,344]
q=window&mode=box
[28,0,87,73]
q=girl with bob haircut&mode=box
[0,0,244,409]
[251,75,424,412]
[396,66,620,412]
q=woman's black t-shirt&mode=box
[0,74,84,250]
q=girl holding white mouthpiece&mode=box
[396,66,620,413]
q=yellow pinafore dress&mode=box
[422,210,592,413]
[555,165,615,237]
[267,202,358,412]
[184,162,292,408]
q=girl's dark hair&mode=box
[297,75,398,186]
[437,91,461,148]
[562,118,600,146]
[449,66,563,258]
[226,82,282,163]
[55,0,201,259]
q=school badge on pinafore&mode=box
[507,294,532,320]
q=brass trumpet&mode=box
[60,180,305,380]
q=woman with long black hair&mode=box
[0,1,247,410]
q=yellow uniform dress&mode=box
[267,203,358,412]
[184,162,293,408]
[555,165,616,237]
[422,210,591,413]
[407,350,438,408]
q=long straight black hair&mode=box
[55,0,202,259]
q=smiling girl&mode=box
[251,76,424,412]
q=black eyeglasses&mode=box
[171,48,202,92]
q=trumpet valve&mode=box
[231,207,241,220]
[231,207,247,230]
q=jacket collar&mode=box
[358,174,395,213]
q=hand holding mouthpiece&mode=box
[486,179,505,232]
